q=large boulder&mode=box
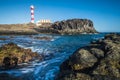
[68,49,97,71]
[57,33,120,80]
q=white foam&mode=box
[20,68,34,73]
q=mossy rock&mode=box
[57,33,120,80]
[0,43,43,69]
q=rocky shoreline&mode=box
[56,33,120,80]
[0,43,43,70]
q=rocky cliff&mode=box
[56,33,120,80]
[52,19,97,34]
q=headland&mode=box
[0,19,98,35]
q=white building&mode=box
[36,19,51,26]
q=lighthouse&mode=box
[30,5,34,23]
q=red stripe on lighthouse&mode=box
[31,18,34,20]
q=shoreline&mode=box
[56,33,120,80]
[0,31,98,35]
[0,31,38,35]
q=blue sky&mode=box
[0,0,120,32]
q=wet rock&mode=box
[0,43,43,69]
[34,36,52,41]
[57,33,120,80]
[56,72,92,80]
[0,73,22,80]
[0,38,6,40]
[2,57,11,69]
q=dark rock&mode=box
[57,33,120,80]
[56,72,92,80]
[0,73,22,80]
[34,36,52,41]
[0,43,43,69]
[2,57,11,69]
[52,19,97,34]
[93,75,120,80]
[11,56,18,67]
[0,38,6,40]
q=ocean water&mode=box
[0,33,107,80]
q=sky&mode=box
[0,0,120,32]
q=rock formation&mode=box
[56,33,120,80]
[0,43,43,69]
[52,19,97,34]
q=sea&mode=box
[0,33,110,80]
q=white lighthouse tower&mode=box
[30,5,34,23]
